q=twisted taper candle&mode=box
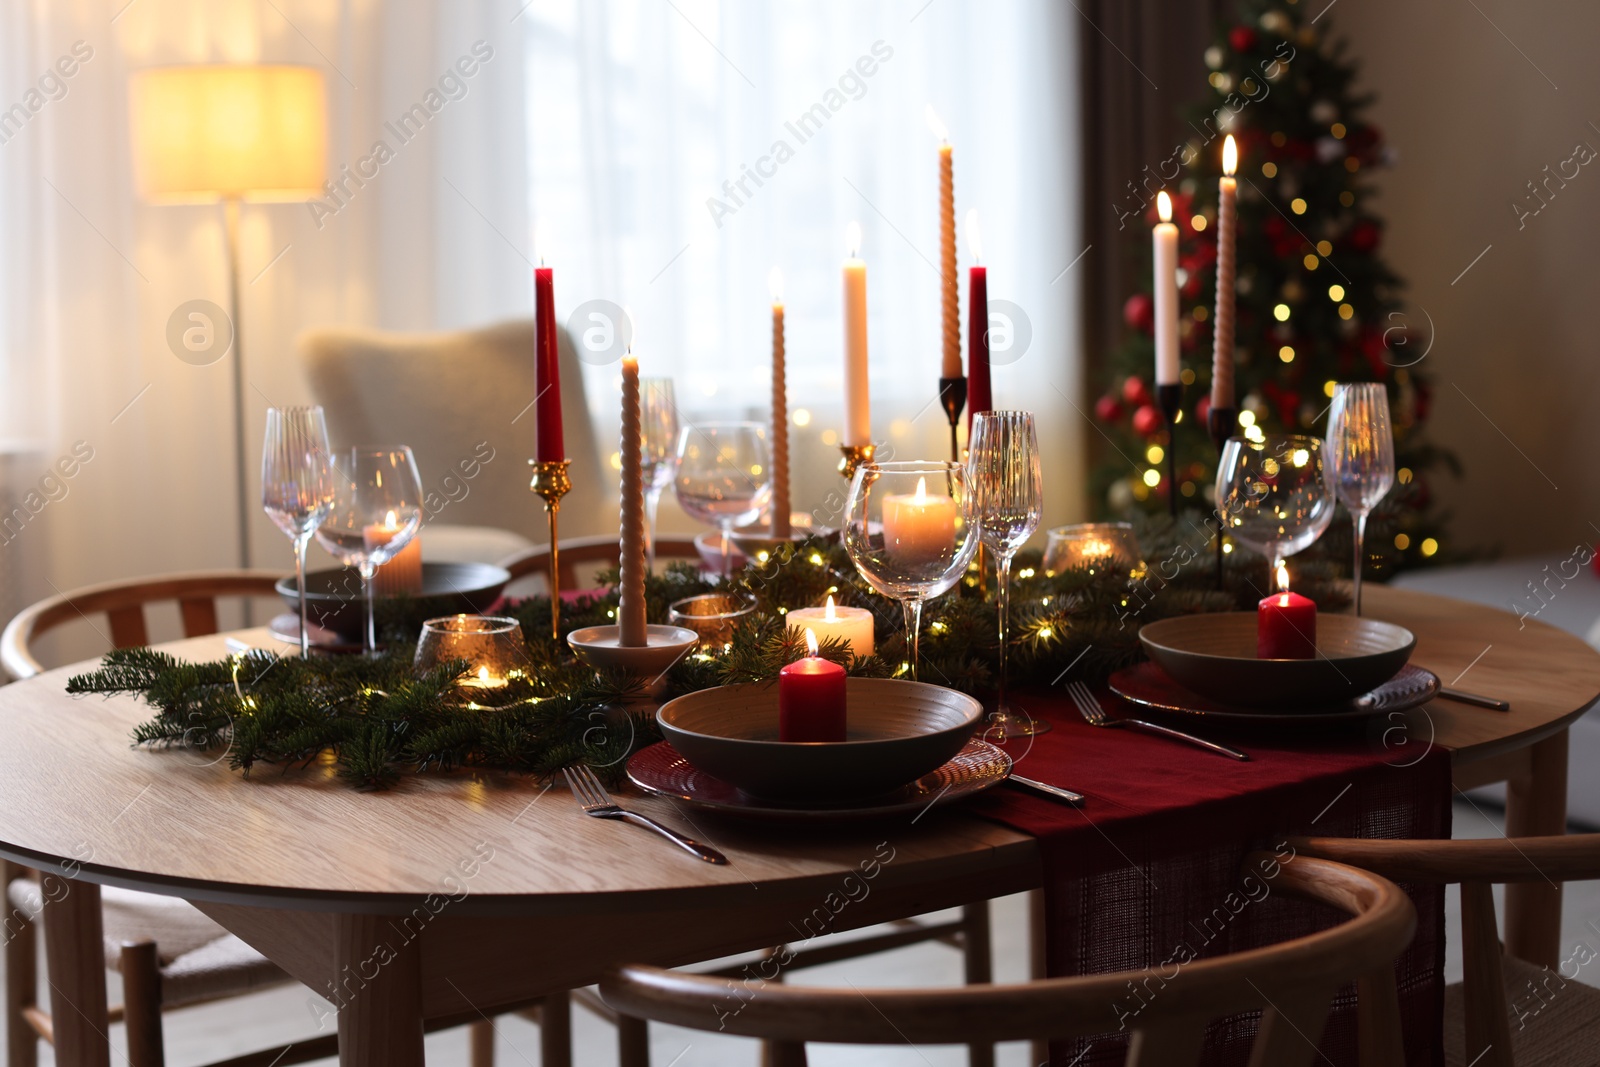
[771,298,791,538]
[1211,137,1239,412]
[618,356,648,648]
[939,143,961,379]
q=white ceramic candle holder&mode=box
[567,624,699,698]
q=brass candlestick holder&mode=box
[938,376,967,464]
[529,458,573,640]
[838,442,876,481]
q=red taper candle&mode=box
[779,629,847,743]
[965,209,991,433]
[1258,562,1317,659]
[534,265,564,463]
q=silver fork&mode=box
[561,764,728,864]
[1067,682,1249,762]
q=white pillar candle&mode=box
[882,476,957,564]
[786,595,875,660]
[1153,190,1180,387]
[842,222,872,448]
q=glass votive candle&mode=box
[1041,522,1142,577]
[667,592,757,649]
[414,615,525,689]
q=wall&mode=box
[1334,0,1600,556]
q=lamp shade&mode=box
[129,65,327,202]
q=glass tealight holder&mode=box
[414,615,526,689]
[1042,522,1142,578]
[667,592,758,649]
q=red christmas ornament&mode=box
[1094,394,1124,423]
[1122,375,1152,407]
[1196,395,1212,427]
[1349,220,1382,253]
[1132,404,1163,438]
[1123,292,1155,335]
[1229,25,1259,53]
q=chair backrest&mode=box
[1293,833,1600,1067]
[298,319,612,542]
[0,571,283,680]
[502,534,702,591]
[601,854,1416,1067]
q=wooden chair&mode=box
[600,852,1416,1067]
[0,572,568,1067]
[507,534,1002,1067]
[1294,833,1600,1067]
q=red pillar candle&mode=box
[1258,562,1317,659]
[965,209,991,435]
[779,630,847,743]
[534,265,564,463]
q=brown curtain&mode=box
[1077,0,1227,380]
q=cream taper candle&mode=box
[618,354,648,647]
[770,267,791,538]
[842,222,871,448]
[1211,134,1238,412]
[1153,191,1179,387]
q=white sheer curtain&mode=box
[523,0,1084,531]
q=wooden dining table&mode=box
[0,584,1595,1066]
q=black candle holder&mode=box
[1207,405,1237,590]
[938,376,967,464]
[1156,383,1182,518]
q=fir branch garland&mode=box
[68,513,1343,790]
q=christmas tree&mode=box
[1090,0,1460,577]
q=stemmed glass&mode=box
[843,461,979,680]
[313,447,424,654]
[673,421,771,579]
[640,378,681,572]
[968,411,1046,738]
[1216,433,1336,590]
[1326,383,1396,615]
[261,407,336,657]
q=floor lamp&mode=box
[129,65,327,570]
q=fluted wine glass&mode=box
[1216,433,1336,589]
[843,461,979,680]
[674,421,771,579]
[640,378,680,572]
[968,411,1046,738]
[261,407,336,657]
[313,447,424,654]
[1326,383,1396,615]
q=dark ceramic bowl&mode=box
[276,562,511,642]
[1138,612,1415,708]
[655,678,983,802]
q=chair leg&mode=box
[618,1013,650,1067]
[770,1042,807,1067]
[961,902,995,1067]
[120,941,165,1067]
[539,991,573,1067]
[468,1020,494,1067]
[3,867,37,1067]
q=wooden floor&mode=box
[10,800,1597,1066]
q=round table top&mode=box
[0,585,1593,914]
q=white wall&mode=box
[1334,0,1600,556]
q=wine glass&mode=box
[673,421,771,579]
[843,461,979,680]
[968,411,1046,738]
[1326,383,1396,615]
[1216,434,1336,590]
[640,378,681,572]
[313,447,424,654]
[261,407,335,658]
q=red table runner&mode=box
[969,689,1451,1066]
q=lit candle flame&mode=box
[845,221,862,258]
[965,208,983,263]
[824,594,837,622]
[769,266,783,303]
[924,104,949,143]
[1276,560,1291,595]
[1223,134,1238,177]
[804,627,820,657]
[477,666,490,683]
[1156,190,1173,223]
[912,476,928,504]
[384,509,398,530]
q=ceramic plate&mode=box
[276,562,510,642]
[1108,661,1440,724]
[626,738,1011,821]
[1138,613,1415,707]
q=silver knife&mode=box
[1006,774,1086,805]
